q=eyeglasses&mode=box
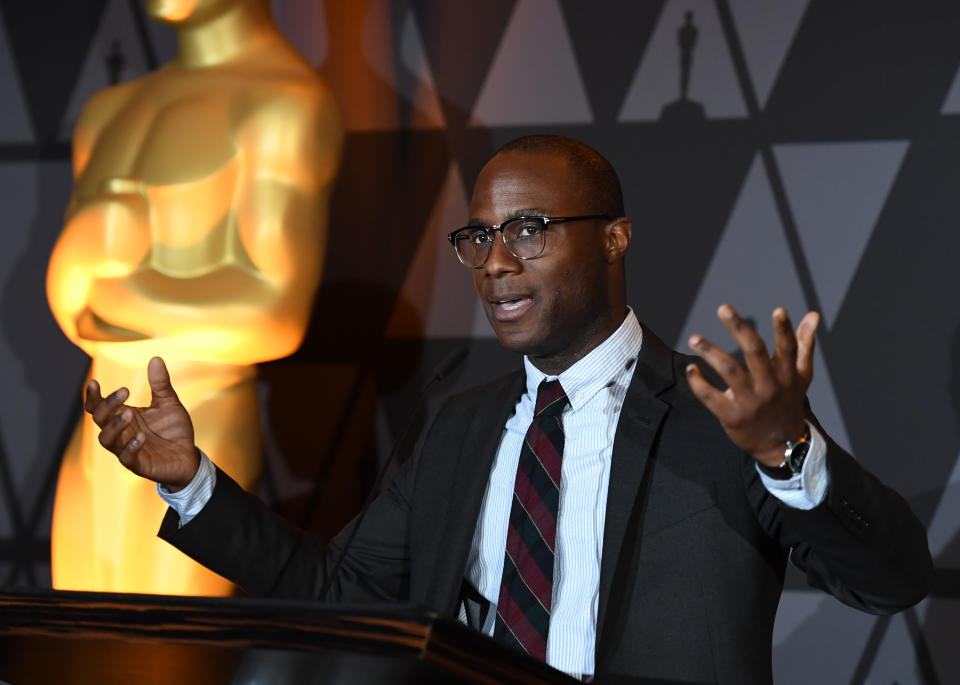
[447,215,611,268]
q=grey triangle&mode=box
[618,0,746,122]
[272,0,328,67]
[677,155,807,350]
[677,155,851,450]
[57,0,153,141]
[330,0,444,131]
[773,591,828,648]
[397,6,446,128]
[470,0,592,126]
[387,163,480,338]
[941,63,960,113]
[727,0,809,106]
[806,345,851,453]
[0,6,35,142]
[364,3,445,128]
[775,141,908,327]
[399,7,435,89]
[773,591,879,681]
[861,613,922,684]
[925,450,960,560]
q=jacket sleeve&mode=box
[158,410,441,603]
[745,413,932,614]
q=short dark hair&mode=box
[495,135,625,218]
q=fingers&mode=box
[772,307,797,380]
[685,364,735,423]
[795,311,820,384]
[716,305,774,390]
[147,356,181,405]
[691,305,819,396]
[115,432,145,468]
[90,386,130,428]
[93,401,145,470]
[688,332,749,393]
[97,407,135,452]
[97,408,145,467]
[84,380,103,413]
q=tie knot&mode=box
[534,379,568,417]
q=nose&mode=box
[480,229,520,277]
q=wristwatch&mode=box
[758,424,811,480]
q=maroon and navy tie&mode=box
[493,379,569,661]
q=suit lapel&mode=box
[596,327,676,643]
[434,371,525,615]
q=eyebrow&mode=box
[467,208,548,226]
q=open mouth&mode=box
[489,296,534,321]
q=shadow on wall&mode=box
[257,282,424,543]
[0,161,87,587]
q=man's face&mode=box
[468,151,615,370]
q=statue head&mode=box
[146,0,266,25]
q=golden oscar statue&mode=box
[46,0,342,595]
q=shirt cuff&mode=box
[156,450,217,527]
[756,421,829,510]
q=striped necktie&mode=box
[493,379,569,661]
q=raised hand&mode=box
[84,356,199,490]
[685,305,820,467]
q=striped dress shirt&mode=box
[462,310,644,677]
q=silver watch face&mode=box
[786,440,811,474]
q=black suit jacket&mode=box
[160,327,931,684]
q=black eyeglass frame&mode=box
[446,214,613,268]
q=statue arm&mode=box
[76,84,344,365]
[48,84,152,350]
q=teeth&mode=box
[500,300,524,311]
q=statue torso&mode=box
[70,62,317,277]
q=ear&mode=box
[603,217,632,263]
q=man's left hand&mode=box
[685,304,820,467]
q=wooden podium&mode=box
[0,590,577,684]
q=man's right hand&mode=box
[85,356,199,491]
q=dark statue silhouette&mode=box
[662,9,705,123]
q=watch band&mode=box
[758,424,811,480]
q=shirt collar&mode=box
[522,307,643,412]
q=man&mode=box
[86,136,931,683]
